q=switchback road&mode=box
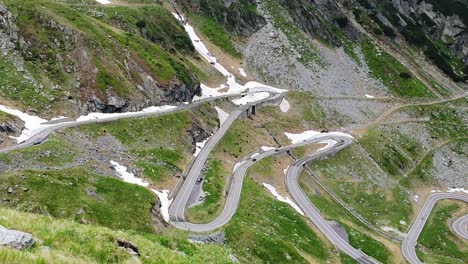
[402,193,468,264]
[452,214,468,240]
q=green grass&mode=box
[86,5,194,54]
[0,207,233,263]
[417,201,467,263]
[1,0,201,110]
[0,167,156,233]
[190,14,241,58]
[299,175,394,263]
[0,135,76,166]
[225,178,330,263]
[186,159,226,223]
[308,144,413,229]
[0,53,52,110]
[78,105,218,185]
[359,126,424,178]
[361,38,434,97]
[216,119,268,158]
[134,148,184,183]
[341,223,392,263]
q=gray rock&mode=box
[117,237,140,256]
[0,226,35,250]
[188,231,225,245]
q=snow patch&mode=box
[261,146,276,151]
[231,92,270,105]
[194,137,211,157]
[95,0,111,4]
[214,107,229,125]
[0,104,50,143]
[172,12,286,98]
[263,183,304,215]
[251,153,260,159]
[447,188,468,194]
[399,220,407,225]
[285,129,353,144]
[279,98,291,112]
[110,160,149,187]
[365,94,375,98]
[76,105,177,122]
[238,68,247,77]
[152,189,172,222]
[283,166,290,175]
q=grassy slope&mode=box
[190,14,241,58]
[0,135,76,166]
[186,117,273,221]
[78,104,218,185]
[225,178,331,263]
[417,201,467,264]
[0,166,156,233]
[309,144,413,229]
[1,0,199,112]
[300,174,395,263]
[361,38,434,97]
[0,207,232,264]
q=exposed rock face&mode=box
[278,0,361,46]
[0,118,24,136]
[0,226,35,250]
[189,231,225,244]
[0,4,18,52]
[116,237,140,256]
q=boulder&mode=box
[0,226,35,250]
[116,237,140,256]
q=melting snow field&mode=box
[284,129,353,144]
[432,188,468,194]
[261,146,276,151]
[231,92,270,105]
[263,183,304,215]
[95,0,111,4]
[152,189,172,222]
[279,98,291,112]
[110,160,149,187]
[0,104,48,143]
[214,106,229,125]
[193,137,211,157]
[173,13,286,98]
[238,68,247,77]
[76,105,177,122]
[447,188,468,194]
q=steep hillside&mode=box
[0,0,202,117]
[0,1,466,264]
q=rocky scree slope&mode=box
[0,0,202,117]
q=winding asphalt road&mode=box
[402,193,468,264]
[168,92,282,224]
[0,92,260,154]
[452,214,468,240]
[285,138,379,264]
